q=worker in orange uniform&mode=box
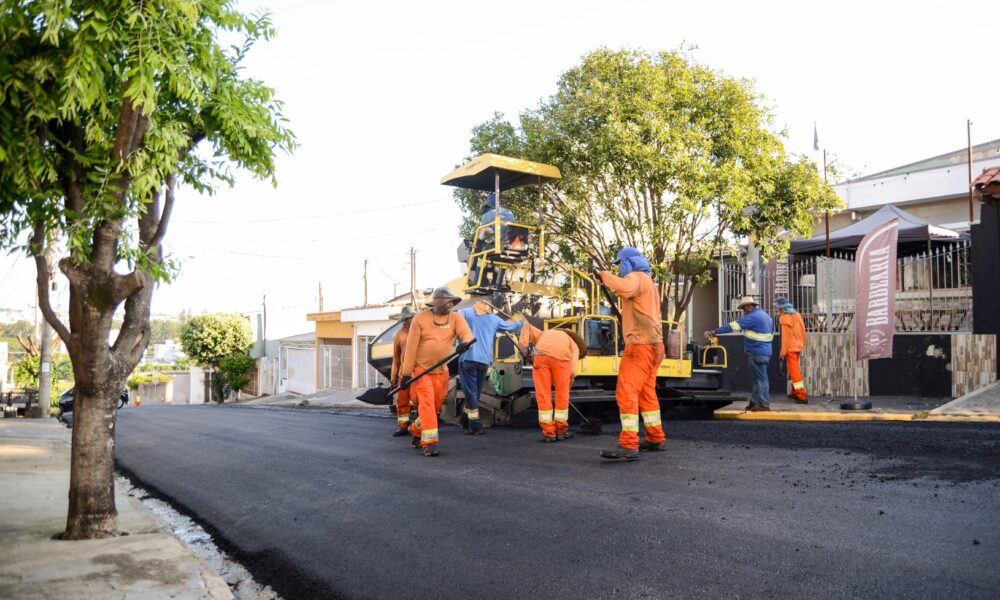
[389,306,417,436]
[775,297,808,403]
[399,287,475,457]
[595,248,665,461]
[519,323,588,443]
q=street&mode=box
[115,405,1000,600]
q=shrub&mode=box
[127,372,172,390]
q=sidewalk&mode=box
[0,419,233,600]
[932,380,1000,417]
[716,387,1000,422]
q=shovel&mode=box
[356,338,476,405]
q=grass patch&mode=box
[912,411,930,420]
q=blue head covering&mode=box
[775,297,797,314]
[613,247,652,277]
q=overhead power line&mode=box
[168,225,454,244]
[170,245,399,261]
[174,198,452,225]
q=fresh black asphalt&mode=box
[115,405,1000,600]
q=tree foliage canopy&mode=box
[454,49,841,320]
[179,313,253,368]
[0,0,294,370]
[0,0,293,540]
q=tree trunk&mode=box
[60,268,135,540]
[64,387,118,539]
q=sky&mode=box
[2,0,1000,338]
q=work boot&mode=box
[411,436,421,448]
[600,446,640,461]
[541,436,558,444]
[422,445,439,457]
[793,398,808,405]
[749,404,771,412]
[639,440,666,452]
[556,431,573,441]
[392,427,410,437]
[467,420,484,435]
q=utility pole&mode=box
[968,119,974,225]
[363,259,369,306]
[822,146,832,333]
[409,247,417,309]
[318,282,324,312]
[34,244,55,418]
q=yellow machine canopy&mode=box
[440,153,561,192]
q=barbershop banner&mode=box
[855,218,899,360]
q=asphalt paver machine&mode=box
[364,154,743,426]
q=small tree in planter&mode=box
[219,352,256,401]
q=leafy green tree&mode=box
[455,49,841,322]
[13,352,73,390]
[149,319,182,345]
[0,320,34,339]
[180,313,254,369]
[218,351,255,401]
[0,2,294,539]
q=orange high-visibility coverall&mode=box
[390,325,412,430]
[779,311,808,400]
[599,270,665,450]
[401,311,474,447]
[520,324,579,438]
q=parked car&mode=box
[58,387,130,415]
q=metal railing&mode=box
[719,240,973,333]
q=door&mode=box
[320,345,351,390]
[356,336,387,389]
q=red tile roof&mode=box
[972,166,1000,198]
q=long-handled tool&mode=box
[569,400,602,435]
[590,267,624,327]
[356,338,476,405]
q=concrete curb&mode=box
[715,410,1000,423]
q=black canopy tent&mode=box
[789,204,963,257]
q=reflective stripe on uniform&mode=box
[553,409,569,422]
[421,428,439,442]
[464,407,480,420]
[620,413,639,432]
[744,330,774,342]
[397,415,409,425]
[641,410,662,427]
[538,410,554,423]
[728,321,742,332]
[792,381,806,390]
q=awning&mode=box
[790,204,962,257]
[440,154,561,192]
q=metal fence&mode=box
[720,241,973,333]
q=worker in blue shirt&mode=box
[458,299,523,434]
[706,295,774,411]
[467,193,517,288]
